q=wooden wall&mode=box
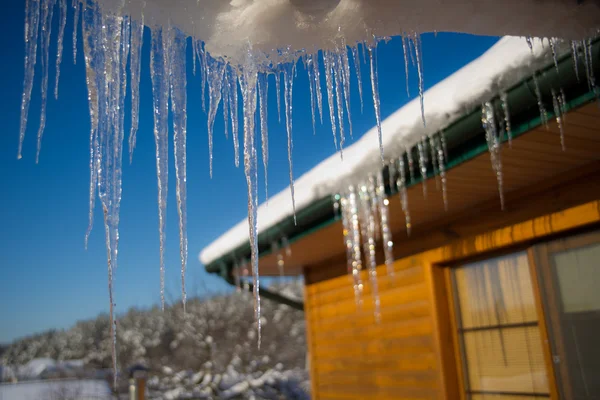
[304,200,600,400]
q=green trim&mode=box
[205,38,600,279]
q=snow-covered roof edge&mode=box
[199,36,561,266]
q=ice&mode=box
[582,38,596,92]
[549,38,559,73]
[366,41,384,161]
[304,54,317,135]
[258,73,269,202]
[339,196,358,303]
[401,35,410,97]
[417,140,428,198]
[18,0,41,160]
[54,0,67,99]
[360,181,381,323]
[500,91,512,147]
[331,51,346,151]
[226,67,240,168]
[532,72,549,128]
[571,40,580,82]
[376,172,394,278]
[274,70,281,122]
[551,88,565,151]
[435,134,448,211]
[196,41,207,113]
[239,65,261,347]
[525,36,533,51]
[406,146,416,183]
[169,27,188,311]
[313,52,324,123]
[283,63,297,223]
[396,155,411,235]
[347,187,364,307]
[35,0,56,163]
[128,17,143,163]
[323,51,339,152]
[411,33,426,127]
[222,69,230,139]
[339,46,354,139]
[482,102,504,210]
[72,0,78,64]
[428,135,439,190]
[150,26,170,311]
[206,56,226,178]
[351,45,364,112]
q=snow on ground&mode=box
[0,379,113,400]
[100,0,599,64]
[199,36,562,265]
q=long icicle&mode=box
[339,45,354,139]
[361,180,381,323]
[150,26,170,311]
[169,26,188,311]
[35,0,57,163]
[313,51,324,123]
[54,0,67,99]
[351,45,364,112]
[482,102,504,210]
[401,34,410,97]
[128,15,144,163]
[18,0,41,159]
[205,56,225,178]
[227,67,240,167]
[396,156,411,235]
[283,63,297,223]
[72,0,78,64]
[304,54,317,136]
[222,69,230,139]
[500,92,512,148]
[348,186,364,307]
[332,51,346,152]
[258,72,269,202]
[435,133,448,211]
[367,41,384,162]
[412,32,426,127]
[551,88,566,151]
[376,171,394,279]
[323,51,338,151]
[239,66,261,348]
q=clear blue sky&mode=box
[0,1,499,343]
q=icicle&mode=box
[406,146,416,183]
[18,0,41,159]
[239,65,261,347]
[206,57,225,178]
[582,38,596,92]
[304,54,317,135]
[482,102,504,210]
[440,129,448,162]
[560,88,568,118]
[72,0,78,64]
[435,134,448,211]
[322,51,338,152]
[339,46,354,139]
[347,186,364,307]
[500,92,512,147]
[169,27,188,311]
[222,70,230,139]
[313,52,324,123]
[551,89,566,151]
[274,69,282,122]
[411,32,426,127]
[351,45,364,112]
[417,140,428,198]
[525,37,534,52]
[150,27,170,311]
[332,51,346,151]
[128,16,144,163]
[532,73,549,128]
[196,41,207,113]
[54,0,67,99]
[340,196,360,304]
[428,135,439,190]
[282,236,292,257]
[571,41,580,82]
[401,34,410,97]
[226,67,240,167]
[272,242,285,279]
[258,73,269,202]
[366,41,384,161]
[283,63,297,223]
[396,156,411,235]
[359,183,381,323]
[35,0,57,163]
[376,172,394,278]
[549,38,559,74]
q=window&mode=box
[452,252,550,399]
[535,231,600,400]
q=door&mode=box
[534,230,600,400]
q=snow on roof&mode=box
[199,36,561,265]
[103,0,598,65]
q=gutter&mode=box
[206,38,600,294]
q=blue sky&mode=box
[0,1,499,343]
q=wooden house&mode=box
[200,37,600,399]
